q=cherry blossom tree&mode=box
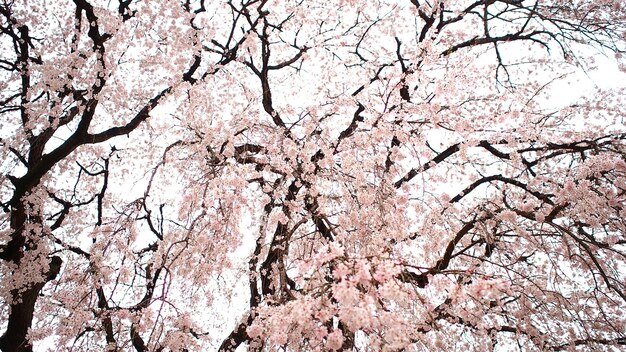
[1,0,625,351]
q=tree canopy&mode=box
[1,0,625,351]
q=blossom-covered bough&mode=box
[0,0,625,351]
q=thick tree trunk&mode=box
[0,256,61,352]
[1,200,62,352]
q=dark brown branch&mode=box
[397,217,478,288]
[449,174,554,205]
[333,103,365,154]
[394,143,460,188]
[218,314,256,352]
[442,31,551,57]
